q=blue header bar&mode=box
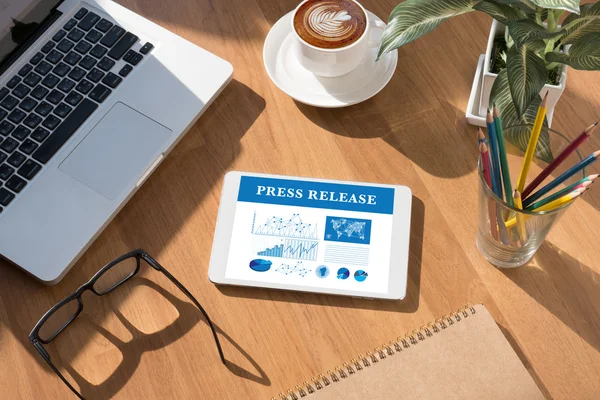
[237,176,395,215]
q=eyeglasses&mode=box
[29,249,225,399]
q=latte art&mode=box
[294,0,367,49]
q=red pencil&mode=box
[480,140,498,239]
[523,122,598,198]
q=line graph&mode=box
[257,239,319,261]
[251,212,318,239]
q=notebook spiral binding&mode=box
[272,305,477,400]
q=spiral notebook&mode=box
[275,305,544,400]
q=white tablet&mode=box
[208,172,412,300]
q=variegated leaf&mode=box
[490,69,553,163]
[507,19,563,49]
[561,3,600,44]
[546,33,600,70]
[506,43,548,118]
[473,0,527,25]
[377,0,473,59]
[528,0,579,13]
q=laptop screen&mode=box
[1,0,62,64]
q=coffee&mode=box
[293,0,367,49]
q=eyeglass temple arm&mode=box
[32,340,85,400]
[141,253,226,365]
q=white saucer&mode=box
[263,11,398,108]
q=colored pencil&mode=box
[480,141,498,239]
[478,128,487,145]
[486,110,503,199]
[493,105,513,206]
[512,190,528,242]
[522,122,598,198]
[523,150,600,206]
[524,175,598,210]
[516,92,548,193]
[534,187,586,212]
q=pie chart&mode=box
[337,267,350,280]
[249,259,272,272]
[354,270,368,282]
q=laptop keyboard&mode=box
[0,7,154,214]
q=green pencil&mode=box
[525,174,598,211]
[493,105,513,206]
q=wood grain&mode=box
[1,0,599,399]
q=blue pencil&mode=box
[524,150,600,206]
[486,110,503,199]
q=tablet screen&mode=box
[224,175,396,294]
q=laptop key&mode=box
[53,63,71,78]
[35,101,53,117]
[102,72,122,88]
[75,79,94,95]
[64,18,78,31]
[0,152,6,164]
[46,90,65,105]
[97,57,115,72]
[86,68,105,83]
[79,55,96,70]
[0,121,15,136]
[0,137,19,153]
[52,30,66,42]
[67,28,85,42]
[41,41,55,54]
[85,30,103,44]
[18,64,33,77]
[23,72,42,87]
[65,92,83,107]
[118,64,133,77]
[42,74,60,89]
[0,88,8,101]
[74,40,92,54]
[12,84,31,99]
[1,95,19,110]
[0,187,15,205]
[139,42,154,55]
[17,159,42,180]
[53,103,73,118]
[100,25,125,48]
[7,109,26,124]
[12,126,31,140]
[23,114,43,129]
[33,99,98,164]
[96,18,113,33]
[5,175,26,193]
[30,86,49,100]
[30,52,45,65]
[90,44,108,59]
[108,32,138,60]
[19,139,38,155]
[57,78,76,93]
[31,127,50,142]
[0,109,6,121]
[122,49,135,63]
[89,83,111,103]
[7,152,26,168]
[68,66,86,82]
[42,115,61,130]
[57,39,75,53]
[64,51,82,66]
[78,12,100,31]
[45,50,63,64]
[7,76,20,89]
[74,8,88,20]
[0,164,14,180]
[34,61,53,75]
[19,97,38,112]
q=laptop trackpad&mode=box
[59,102,172,200]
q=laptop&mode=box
[0,0,233,284]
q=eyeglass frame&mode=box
[29,249,225,400]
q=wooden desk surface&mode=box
[2,1,599,399]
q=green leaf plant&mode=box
[378,0,600,162]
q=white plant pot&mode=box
[478,19,568,126]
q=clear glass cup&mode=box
[476,125,590,268]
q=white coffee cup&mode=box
[291,0,386,78]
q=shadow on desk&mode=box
[33,277,269,399]
[219,196,424,313]
[502,242,600,354]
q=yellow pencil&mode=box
[512,190,528,242]
[516,92,549,193]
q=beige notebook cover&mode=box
[276,305,543,400]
